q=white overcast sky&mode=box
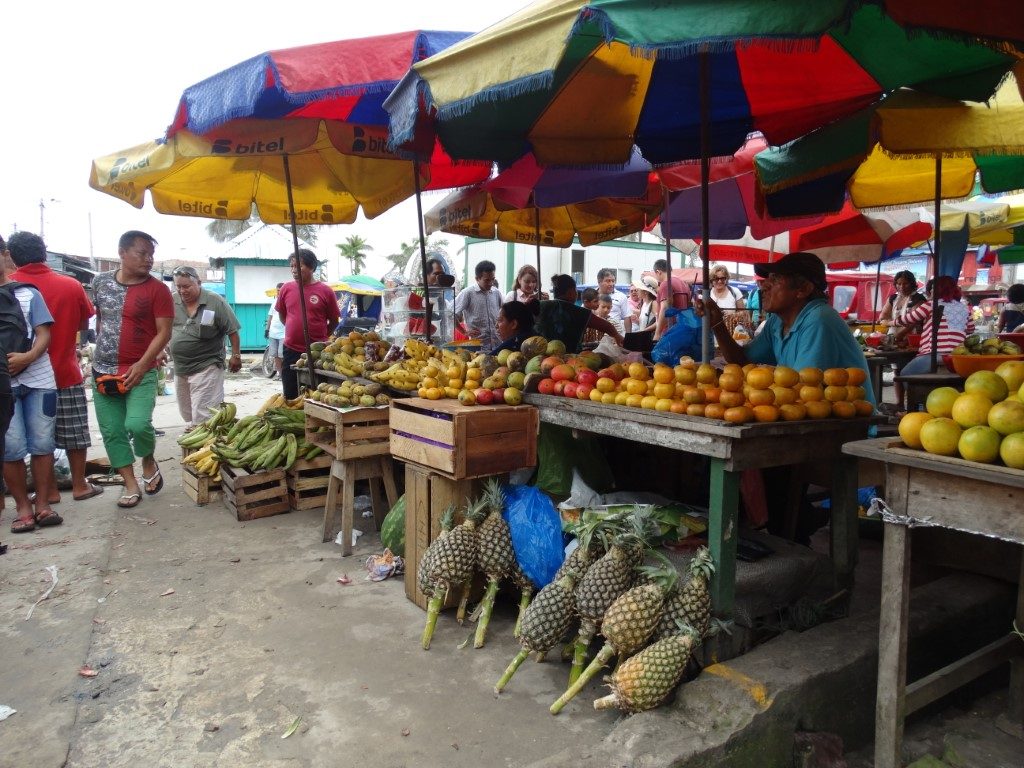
[1,1,524,275]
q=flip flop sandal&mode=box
[73,484,105,501]
[34,510,64,527]
[11,517,36,534]
[142,468,163,496]
[117,493,142,509]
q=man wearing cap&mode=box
[697,252,871,392]
[170,266,242,429]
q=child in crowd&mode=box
[595,294,626,338]
[580,287,602,345]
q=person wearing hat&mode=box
[696,251,871,400]
[631,276,659,334]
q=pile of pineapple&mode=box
[416,486,715,715]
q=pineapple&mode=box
[472,479,517,648]
[509,560,535,639]
[593,626,700,713]
[550,565,676,714]
[420,502,480,650]
[655,547,714,641]
[494,571,579,694]
[416,508,455,598]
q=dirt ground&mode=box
[0,364,1019,767]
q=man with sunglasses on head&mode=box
[170,265,241,429]
[91,231,173,509]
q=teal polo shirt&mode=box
[744,298,875,406]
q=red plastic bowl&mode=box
[906,333,922,348]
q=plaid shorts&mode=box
[55,384,92,451]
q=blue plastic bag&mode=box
[502,484,564,588]
[651,307,702,364]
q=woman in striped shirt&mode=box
[895,276,974,376]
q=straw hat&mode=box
[631,275,658,297]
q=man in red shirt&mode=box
[275,249,340,400]
[92,231,174,508]
[8,232,103,503]
[652,258,692,341]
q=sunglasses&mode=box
[173,267,198,278]
[712,277,728,283]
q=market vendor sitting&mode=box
[535,274,624,353]
[489,301,536,356]
[696,252,873,404]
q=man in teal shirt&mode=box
[697,252,873,406]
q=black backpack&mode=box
[0,281,34,359]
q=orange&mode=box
[703,387,722,404]
[655,398,674,412]
[653,364,675,384]
[846,385,867,402]
[964,370,1009,403]
[601,392,618,405]
[823,368,849,386]
[852,400,875,417]
[466,368,483,382]
[669,400,687,414]
[595,377,616,393]
[987,399,1024,436]
[646,379,657,394]
[824,385,849,402]
[640,395,658,410]
[845,367,867,386]
[773,366,800,387]
[919,417,962,456]
[958,425,1001,463]
[696,363,718,385]
[719,372,744,392]
[799,367,824,386]
[994,360,1024,393]
[674,383,688,399]
[779,403,808,421]
[770,385,798,405]
[444,387,461,399]
[719,390,746,408]
[831,400,856,419]
[625,394,644,408]
[422,376,439,390]
[747,388,776,406]
[614,392,630,406]
[898,411,934,449]
[745,366,775,390]
[704,403,726,420]
[425,387,444,401]
[752,404,780,422]
[628,362,650,381]
[674,365,697,385]
[682,387,705,404]
[799,385,825,402]
[590,387,605,403]
[653,382,675,400]
[722,363,744,378]
[625,378,647,396]
[804,400,832,419]
[417,387,428,398]
[925,386,959,418]
[999,432,1024,469]
[950,392,993,429]
[448,378,464,390]
[741,363,756,376]
[686,403,707,417]
[724,405,754,424]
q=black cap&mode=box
[753,252,827,293]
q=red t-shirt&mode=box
[11,263,95,388]
[276,281,340,352]
[657,276,691,310]
[92,272,175,376]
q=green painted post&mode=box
[708,458,739,620]
[506,242,515,293]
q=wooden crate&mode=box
[403,463,485,611]
[182,464,221,506]
[303,401,390,459]
[220,465,289,521]
[286,454,334,510]
[389,398,539,480]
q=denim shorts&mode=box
[4,385,57,461]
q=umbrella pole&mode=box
[413,161,433,344]
[873,249,883,334]
[535,207,542,292]
[699,49,712,362]
[930,154,942,374]
[662,185,672,346]
[283,154,315,390]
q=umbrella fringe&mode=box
[436,70,556,122]
[756,158,862,194]
[877,146,1024,160]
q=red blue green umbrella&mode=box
[386,0,1015,167]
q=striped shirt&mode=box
[898,299,974,356]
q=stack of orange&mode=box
[592,359,873,424]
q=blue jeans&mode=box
[900,353,940,376]
[4,385,57,461]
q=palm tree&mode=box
[205,207,319,245]
[336,235,373,275]
[387,239,419,272]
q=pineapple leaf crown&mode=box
[688,546,715,582]
[440,504,458,530]
[464,495,489,525]
[482,477,506,514]
[670,618,703,644]
[635,553,680,593]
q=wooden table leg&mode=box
[708,458,739,621]
[875,464,913,768]
[340,459,357,557]
[379,456,398,509]
[321,460,343,544]
[830,455,860,591]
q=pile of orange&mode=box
[592,360,873,424]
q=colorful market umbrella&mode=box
[877,0,1024,49]
[386,0,1015,167]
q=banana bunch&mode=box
[332,351,364,378]
[256,392,306,415]
[177,402,238,447]
[369,362,421,392]
[263,407,307,435]
[182,444,221,478]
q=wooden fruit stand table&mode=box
[864,348,918,405]
[842,437,1024,768]
[523,394,876,622]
